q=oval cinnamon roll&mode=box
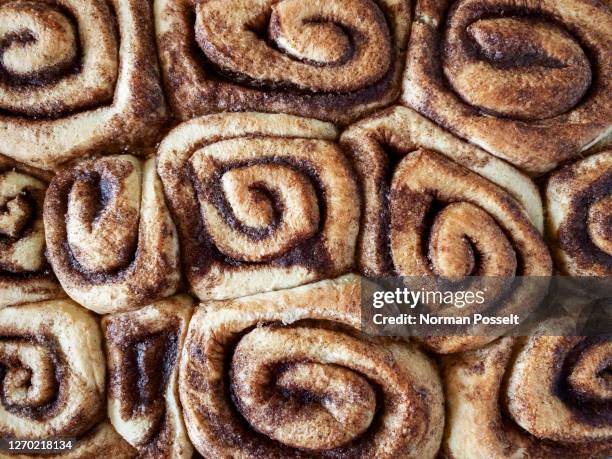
[102,295,194,459]
[403,0,612,174]
[179,275,444,458]
[443,330,612,458]
[341,106,552,353]
[157,112,359,300]
[44,155,180,314]
[154,0,411,125]
[546,151,612,276]
[0,0,166,170]
[0,156,60,307]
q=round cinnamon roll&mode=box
[154,0,411,125]
[44,155,180,314]
[403,0,612,174]
[157,112,360,300]
[546,151,612,276]
[443,329,612,458]
[0,156,60,308]
[341,107,552,353]
[102,295,194,459]
[179,275,444,458]
[0,0,166,170]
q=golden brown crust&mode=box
[154,0,411,125]
[0,0,167,170]
[546,151,612,276]
[0,155,61,308]
[157,112,360,300]
[102,296,194,459]
[44,155,181,314]
[179,275,445,458]
[341,107,552,353]
[402,0,612,174]
[443,330,612,458]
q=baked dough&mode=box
[157,112,359,300]
[403,0,612,174]
[155,0,410,125]
[44,155,180,313]
[179,275,444,458]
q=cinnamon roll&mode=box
[0,299,134,458]
[0,0,166,170]
[44,155,180,314]
[102,295,194,459]
[341,107,552,353]
[546,151,612,276]
[0,156,60,308]
[403,0,612,174]
[157,112,360,300]
[443,330,612,458]
[154,0,411,125]
[179,275,445,458]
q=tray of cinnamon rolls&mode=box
[0,0,610,458]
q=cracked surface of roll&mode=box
[44,155,180,314]
[341,107,552,353]
[0,0,166,170]
[102,295,194,459]
[178,275,444,458]
[157,112,360,300]
[0,299,136,458]
[443,329,612,458]
[0,156,60,308]
[546,151,612,276]
[155,0,411,125]
[403,0,612,174]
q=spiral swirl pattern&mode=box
[44,155,180,314]
[0,299,136,457]
[0,299,104,440]
[102,296,193,459]
[0,156,59,308]
[154,0,410,125]
[443,329,612,457]
[547,151,612,276]
[157,112,360,300]
[0,0,166,170]
[403,0,612,174]
[341,107,552,353]
[179,275,445,458]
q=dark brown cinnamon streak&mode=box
[157,112,360,300]
[403,0,612,174]
[0,0,166,170]
[155,0,411,125]
[178,275,445,458]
